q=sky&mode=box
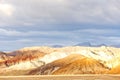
[0,0,120,51]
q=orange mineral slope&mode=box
[29,54,110,75]
[109,64,120,74]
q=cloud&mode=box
[1,28,119,43]
[0,0,120,27]
[78,29,120,36]
[0,27,120,51]
[0,3,14,16]
[0,0,120,51]
[0,28,21,36]
[0,28,70,37]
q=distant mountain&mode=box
[92,44,107,47]
[110,44,120,48]
[75,42,107,47]
[51,45,63,48]
[75,42,91,47]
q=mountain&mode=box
[51,45,63,48]
[29,54,109,75]
[92,44,107,47]
[0,47,50,75]
[0,52,11,62]
[110,44,120,48]
[75,42,91,47]
[75,42,107,47]
[0,46,120,75]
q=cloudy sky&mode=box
[0,0,120,51]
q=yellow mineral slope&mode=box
[109,64,120,74]
[1,46,120,75]
[29,54,109,75]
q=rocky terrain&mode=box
[0,46,120,75]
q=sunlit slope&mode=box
[0,52,12,62]
[29,54,109,75]
[109,64,120,74]
[0,46,120,75]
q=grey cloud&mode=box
[1,0,120,28]
[0,0,120,51]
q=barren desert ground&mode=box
[0,75,120,80]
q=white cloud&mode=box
[0,28,73,37]
[0,3,14,16]
[0,28,21,36]
[0,0,120,51]
[79,29,119,35]
[1,0,120,27]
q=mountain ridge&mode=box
[0,46,120,75]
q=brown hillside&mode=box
[0,50,46,67]
[29,54,109,75]
[0,52,10,62]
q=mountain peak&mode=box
[75,42,91,47]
